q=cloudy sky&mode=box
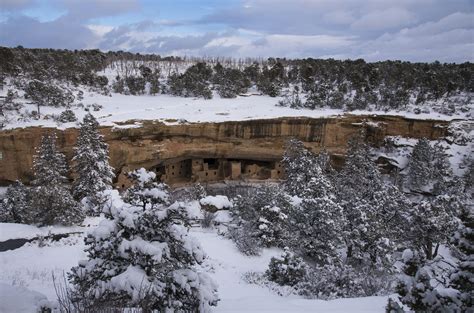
[1,0,473,62]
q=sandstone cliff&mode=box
[0,115,449,185]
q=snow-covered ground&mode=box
[2,87,471,130]
[0,220,389,312]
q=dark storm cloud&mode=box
[0,15,98,49]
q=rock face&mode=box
[0,115,449,186]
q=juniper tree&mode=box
[294,172,343,265]
[0,181,31,223]
[69,169,218,312]
[72,113,114,210]
[395,249,459,312]
[450,208,474,310]
[266,247,309,286]
[407,196,459,260]
[431,142,453,194]
[406,138,433,191]
[215,68,250,98]
[229,184,292,255]
[281,138,319,197]
[337,132,409,267]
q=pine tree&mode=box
[69,169,218,312]
[406,138,433,191]
[72,113,115,210]
[0,181,32,223]
[31,134,83,226]
[450,208,474,310]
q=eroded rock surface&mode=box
[0,115,450,186]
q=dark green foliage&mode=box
[57,109,77,123]
[167,62,213,99]
[215,67,250,98]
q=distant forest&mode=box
[0,46,472,114]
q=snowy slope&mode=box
[2,87,471,130]
[0,222,389,312]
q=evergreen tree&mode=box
[69,169,218,312]
[33,133,69,187]
[450,208,474,310]
[123,168,170,210]
[294,173,343,265]
[395,249,459,312]
[432,142,453,194]
[266,247,308,286]
[337,132,409,267]
[407,195,460,260]
[215,68,250,98]
[0,181,32,223]
[281,138,319,197]
[31,134,83,226]
[72,113,115,210]
[406,138,433,191]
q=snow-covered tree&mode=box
[431,142,453,194]
[33,133,69,187]
[72,113,114,210]
[405,138,433,191]
[31,134,83,226]
[281,138,319,196]
[294,172,343,265]
[407,196,460,260]
[395,249,459,312]
[231,184,292,250]
[0,181,31,223]
[123,168,170,210]
[450,208,474,310]
[69,170,218,312]
[266,247,308,286]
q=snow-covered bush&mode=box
[300,264,393,300]
[69,178,219,312]
[395,249,460,312]
[56,109,77,123]
[228,223,262,256]
[266,248,308,286]
[0,181,32,223]
[201,211,214,228]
